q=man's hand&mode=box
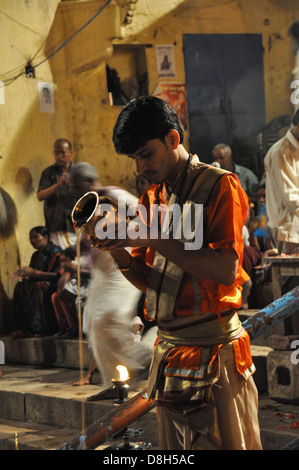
[93,218,152,251]
[57,169,68,187]
[37,169,69,201]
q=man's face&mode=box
[129,134,178,184]
[212,148,232,171]
[54,141,72,169]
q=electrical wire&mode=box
[0,0,113,86]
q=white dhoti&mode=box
[50,231,77,249]
[83,266,155,388]
[157,343,262,450]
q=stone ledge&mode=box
[251,345,273,392]
[267,349,299,403]
[268,334,299,351]
[0,335,92,369]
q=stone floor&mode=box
[0,361,298,451]
[0,325,299,452]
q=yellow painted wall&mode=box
[122,0,299,121]
[0,0,64,329]
[0,0,298,331]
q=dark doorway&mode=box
[183,34,266,163]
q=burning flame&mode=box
[116,365,129,382]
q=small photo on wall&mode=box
[156,45,176,78]
[38,82,55,113]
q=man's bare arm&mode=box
[110,240,238,288]
[37,170,68,201]
[150,239,238,286]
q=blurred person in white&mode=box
[264,109,299,255]
[69,162,156,398]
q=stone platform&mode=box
[0,326,299,451]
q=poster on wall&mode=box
[156,45,176,78]
[153,82,188,130]
[38,82,55,113]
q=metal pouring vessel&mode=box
[71,191,119,248]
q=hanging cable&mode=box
[0,0,114,86]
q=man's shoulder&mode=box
[234,163,257,178]
[264,132,292,163]
[189,164,231,204]
[192,161,228,177]
[40,163,57,175]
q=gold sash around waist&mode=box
[147,311,243,399]
[158,311,243,346]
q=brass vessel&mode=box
[71,191,119,247]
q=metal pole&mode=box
[242,286,299,340]
[57,388,154,450]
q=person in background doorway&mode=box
[212,143,259,198]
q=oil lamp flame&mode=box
[116,365,129,382]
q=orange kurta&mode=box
[131,167,254,388]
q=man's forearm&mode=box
[109,239,238,289]
[150,238,238,286]
[37,183,59,201]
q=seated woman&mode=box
[52,242,91,338]
[10,226,62,337]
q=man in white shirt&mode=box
[264,110,299,254]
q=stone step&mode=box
[1,363,299,451]
[0,335,92,369]
[1,335,299,451]
[0,418,80,450]
[0,364,158,450]
[1,334,272,393]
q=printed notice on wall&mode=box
[153,82,188,130]
[38,82,55,113]
[156,45,176,77]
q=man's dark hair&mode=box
[292,109,299,126]
[112,96,184,155]
[54,138,72,150]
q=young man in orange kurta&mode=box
[104,96,262,450]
